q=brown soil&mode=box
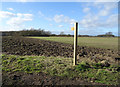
[2,36,118,59]
[2,71,106,86]
[2,36,120,86]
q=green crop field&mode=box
[29,37,118,50]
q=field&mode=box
[2,36,120,86]
[29,37,118,50]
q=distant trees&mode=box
[60,32,65,35]
[97,32,115,37]
[19,29,51,36]
[2,28,52,36]
[1,29,115,37]
[105,32,113,35]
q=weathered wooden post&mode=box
[73,22,78,66]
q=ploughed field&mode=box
[2,36,119,61]
[2,36,120,86]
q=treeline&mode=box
[97,35,115,37]
[55,35,115,37]
[2,29,52,36]
[96,32,115,37]
[1,29,115,37]
[57,31,115,37]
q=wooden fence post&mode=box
[73,22,78,66]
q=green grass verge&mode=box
[2,54,120,85]
[28,37,118,50]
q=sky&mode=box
[0,1,118,35]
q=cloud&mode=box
[38,11,44,17]
[0,11,15,18]
[7,14,32,25]
[23,14,33,21]
[94,0,118,2]
[83,7,90,13]
[53,15,63,23]
[49,24,53,26]
[38,11,76,25]
[45,17,52,21]
[79,13,99,28]
[0,11,33,31]
[18,0,28,2]
[1,0,119,2]
[38,11,53,21]
[98,9,109,16]
[7,8,14,11]
[53,14,76,24]
[69,19,76,24]
[79,2,118,29]
[20,0,27,2]
[6,13,33,29]
[98,3,117,16]
[79,13,118,30]
[106,14,118,28]
[58,25,63,27]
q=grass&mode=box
[2,54,120,85]
[28,37,118,50]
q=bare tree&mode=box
[105,32,113,35]
[60,32,65,35]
